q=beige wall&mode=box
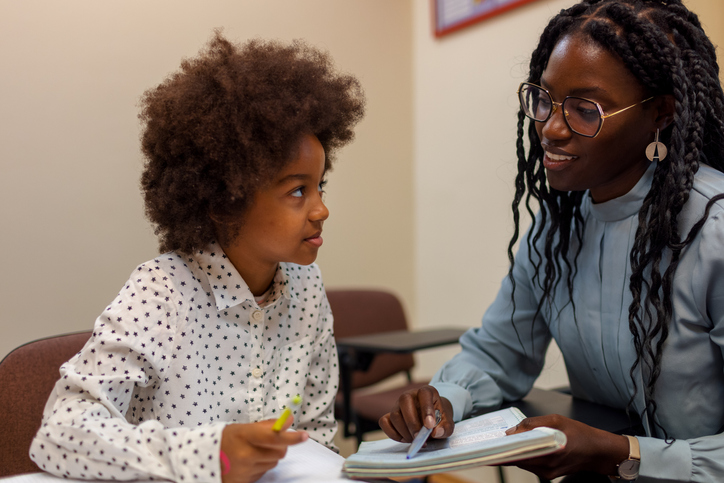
[0,0,414,359]
[689,0,724,79]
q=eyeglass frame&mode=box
[517,82,654,138]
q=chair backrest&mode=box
[0,331,92,477]
[326,289,414,389]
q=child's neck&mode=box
[219,242,278,297]
[239,262,277,297]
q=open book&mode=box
[343,407,566,479]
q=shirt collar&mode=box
[192,242,298,311]
[585,161,656,222]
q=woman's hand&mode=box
[504,414,630,480]
[378,385,455,443]
[220,417,308,483]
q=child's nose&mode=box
[310,195,329,222]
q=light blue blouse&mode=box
[432,162,724,482]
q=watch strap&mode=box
[625,435,640,461]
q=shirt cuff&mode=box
[169,422,228,483]
[637,436,692,482]
[431,382,472,422]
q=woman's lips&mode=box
[543,150,578,171]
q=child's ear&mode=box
[653,94,675,131]
[209,195,247,225]
[209,211,225,225]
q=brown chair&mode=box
[0,330,93,477]
[327,289,451,446]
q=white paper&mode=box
[3,438,351,483]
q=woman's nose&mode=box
[540,104,573,141]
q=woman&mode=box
[380,1,724,481]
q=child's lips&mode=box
[305,233,323,247]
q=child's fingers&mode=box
[250,419,309,448]
[278,414,295,432]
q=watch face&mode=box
[618,459,640,480]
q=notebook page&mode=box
[4,439,347,483]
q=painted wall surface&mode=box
[0,0,414,360]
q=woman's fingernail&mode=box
[434,427,444,438]
[505,427,515,435]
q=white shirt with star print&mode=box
[30,242,339,481]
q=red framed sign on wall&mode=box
[434,0,542,37]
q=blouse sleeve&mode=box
[294,291,339,451]
[431,233,552,422]
[29,266,226,482]
[637,206,724,482]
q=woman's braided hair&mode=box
[510,0,724,435]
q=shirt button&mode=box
[252,368,263,378]
[251,310,264,322]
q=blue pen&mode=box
[406,409,441,459]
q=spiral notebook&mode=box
[343,407,566,479]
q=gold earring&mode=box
[645,129,667,162]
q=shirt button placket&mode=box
[249,309,265,419]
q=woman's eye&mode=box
[576,107,599,120]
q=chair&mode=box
[327,289,461,447]
[0,330,92,477]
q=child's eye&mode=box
[291,187,304,198]
[318,180,327,193]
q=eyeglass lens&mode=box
[518,83,602,137]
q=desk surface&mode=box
[508,387,643,435]
[336,328,467,354]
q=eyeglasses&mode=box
[517,82,653,138]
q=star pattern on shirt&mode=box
[30,242,339,481]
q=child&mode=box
[380,1,724,482]
[30,31,364,482]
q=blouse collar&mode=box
[584,162,656,222]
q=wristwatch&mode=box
[616,435,640,480]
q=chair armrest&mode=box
[335,328,467,440]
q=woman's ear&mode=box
[654,94,675,131]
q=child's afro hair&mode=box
[139,31,365,254]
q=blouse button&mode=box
[252,367,263,378]
[251,310,264,322]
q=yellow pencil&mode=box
[272,394,302,432]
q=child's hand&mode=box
[220,417,308,483]
[378,385,454,443]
